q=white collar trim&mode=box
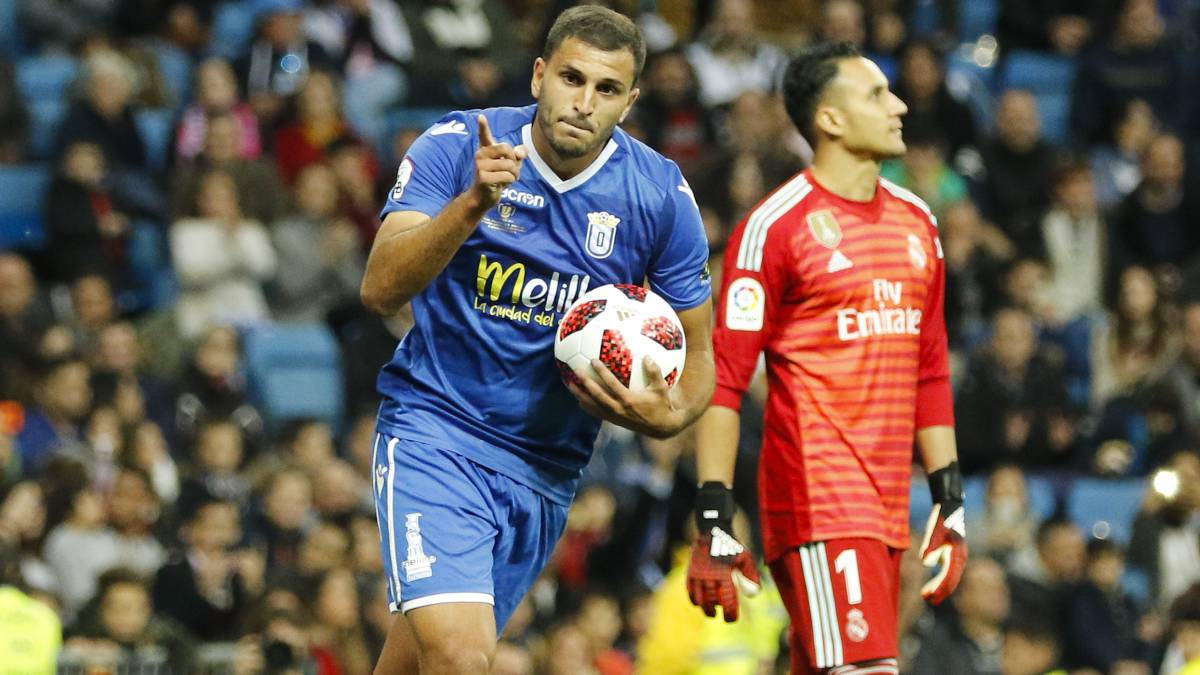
[521,124,619,194]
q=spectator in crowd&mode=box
[0,58,29,164]
[977,90,1059,255]
[1063,538,1151,672]
[175,325,263,445]
[1090,265,1179,406]
[1091,380,1191,476]
[940,200,1014,351]
[0,254,54,401]
[1111,134,1197,276]
[955,307,1077,473]
[152,495,256,642]
[1007,518,1087,628]
[174,58,262,164]
[325,137,381,251]
[295,520,349,578]
[684,0,786,109]
[15,357,93,475]
[893,39,979,163]
[69,274,119,349]
[17,0,119,53]
[43,142,135,290]
[996,0,1101,55]
[880,122,969,219]
[1090,99,1157,211]
[1071,0,1182,146]
[1128,451,1200,608]
[67,567,195,672]
[999,619,1067,675]
[251,467,314,573]
[909,557,1010,675]
[309,566,373,675]
[0,481,56,593]
[41,459,121,617]
[105,466,166,577]
[1167,302,1200,437]
[635,48,716,178]
[1169,583,1200,674]
[236,0,335,129]
[169,111,289,226]
[304,0,413,143]
[967,464,1039,565]
[55,50,147,171]
[274,70,368,185]
[179,419,252,516]
[121,420,180,505]
[90,322,175,440]
[1037,157,1107,326]
[536,619,599,675]
[169,169,278,338]
[574,592,633,674]
[269,163,366,323]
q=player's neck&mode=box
[530,122,606,181]
[809,146,882,202]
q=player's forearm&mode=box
[695,405,741,486]
[361,193,491,314]
[661,351,716,437]
[916,425,958,473]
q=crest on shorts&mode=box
[807,210,842,249]
[586,211,620,259]
[845,608,869,642]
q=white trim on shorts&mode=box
[397,592,496,614]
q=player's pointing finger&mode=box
[477,114,495,147]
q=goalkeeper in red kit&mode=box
[686,42,967,674]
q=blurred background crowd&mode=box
[3,0,1200,673]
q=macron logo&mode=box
[429,121,469,136]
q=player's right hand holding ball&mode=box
[686,482,761,622]
[472,114,527,208]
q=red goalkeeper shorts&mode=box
[768,538,902,673]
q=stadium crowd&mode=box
[4,0,1200,673]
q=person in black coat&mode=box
[1063,538,1151,671]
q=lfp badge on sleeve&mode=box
[586,211,620,259]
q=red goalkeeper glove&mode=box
[686,482,761,622]
[919,461,968,605]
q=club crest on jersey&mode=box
[586,211,620,259]
[846,608,869,642]
[907,233,928,269]
[498,203,515,219]
[807,210,842,249]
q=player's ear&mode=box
[814,103,844,139]
[531,57,546,99]
[618,86,640,124]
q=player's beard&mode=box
[536,108,601,159]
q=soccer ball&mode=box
[554,284,686,392]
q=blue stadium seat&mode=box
[151,44,194,108]
[244,324,345,432]
[16,55,79,104]
[1025,475,1057,521]
[0,0,27,58]
[959,0,998,42]
[135,108,175,170]
[1067,478,1145,545]
[0,165,51,250]
[26,99,67,160]
[1001,51,1077,95]
[1036,92,1072,144]
[208,1,257,61]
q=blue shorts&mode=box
[371,433,569,631]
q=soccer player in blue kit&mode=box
[359,6,716,674]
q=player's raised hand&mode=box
[472,114,527,207]
[686,482,761,622]
[567,356,683,438]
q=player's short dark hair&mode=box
[543,5,646,84]
[782,41,862,144]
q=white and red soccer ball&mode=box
[554,284,686,392]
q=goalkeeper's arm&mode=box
[916,426,967,605]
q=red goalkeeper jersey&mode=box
[712,169,954,560]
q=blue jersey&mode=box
[376,105,710,504]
